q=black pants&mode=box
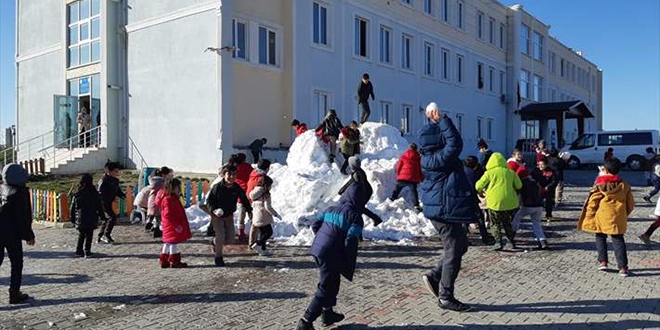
[359,101,371,124]
[76,228,94,254]
[98,202,117,237]
[595,233,628,268]
[252,151,260,164]
[474,208,492,242]
[304,256,341,322]
[647,181,660,198]
[340,153,351,174]
[390,181,420,207]
[255,224,273,250]
[0,240,24,292]
[429,222,469,301]
[545,186,556,217]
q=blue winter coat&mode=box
[310,182,367,281]
[418,115,476,223]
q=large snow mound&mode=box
[186,122,436,245]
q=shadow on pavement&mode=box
[14,273,91,286]
[228,259,427,270]
[470,298,659,315]
[336,319,660,330]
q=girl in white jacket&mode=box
[248,176,281,256]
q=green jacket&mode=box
[340,128,360,156]
[475,152,522,211]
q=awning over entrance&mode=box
[517,101,594,121]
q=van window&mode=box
[598,132,652,146]
[571,134,595,150]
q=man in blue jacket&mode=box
[296,180,372,330]
[418,102,475,312]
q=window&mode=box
[520,70,530,99]
[401,34,413,70]
[232,19,248,59]
[533,74,543,102]
[550,88,556,102]
[488,17,495,44]
[487,119,493,140]
[456,54,464,84]
[549,52,556,74]
[520,24,530,55]
[533,31,543,61]
[560,58,565,77]
[423,42,434,76]
[380,102,391,124]
[379,26,392,64]
[312,2,329,46]
[259,26,278,66]
[499,23,505,48]
[313,90,331,123]
[456,1,464,29]
[477,62,484,90]
[572,64,576,83]
[442,0,449,22]
[402,105,412,134]
[488,67,494,92]
[598,133,652,146]
[476,117,483,139]
[456,114,464,134]
[477,12,484,40]
[402,0,412,5]
[441,48,450,81]
[424,0,433,16]
[499,70,505,94]
[67,0,101,68]
[354,17,369,58]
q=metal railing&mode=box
[126,135,148,170]
[41,125,107,171]
[0,128,56,168]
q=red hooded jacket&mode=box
[295,124,308,136]
[246,170,266,202]
[155,189,192,244]
[396,149,423,183]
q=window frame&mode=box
[456,54,465,85]
[499,70,505,95]
[499,23,505,49]
[532,31,543,61]
[401,33,414,71]
[423,0,434,17]
[401,104,413,135]
[232,18,249,60]
[477,11,485,40]
[441,0,450,23]
[520,24,530,56]
[354,16,370,59]
[423,41,435,77]
[488,66,495,93]
[533,74,543,102]
[380,101,392,124]
[520,69,530,99]
[441,48,451,82]
[456,1,464,30]
[312,1,331,48]
[455,113,464,135]
[379,25,393,66]
[487,118,493,141]
[488,17,495,44]
[258,25,280,67]
[67,0,101,68]
[476,62,484,90]
[476,117,483,139]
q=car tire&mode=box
[626,155,644,171]
[567,156,581,169]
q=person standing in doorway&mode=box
[418,102,475,312]
[250,138,267,164]
[76,107,91,147]
[357,73,375,125]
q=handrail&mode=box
[127,135,148,169]
[0,128,56,154]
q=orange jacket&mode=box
[578,175,634,235]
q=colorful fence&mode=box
[30,179,211,222]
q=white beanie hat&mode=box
[425,102,439,114]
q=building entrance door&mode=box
[53,95,79,147]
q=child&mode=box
[248,176,281,256]
[247,159,271,200]
[642,164,660,203]
[512,168,548,250]
[250,138,268,163]
[339,125,360,175]
[296,180,369,330]
[0,164,35,304]
[578,158,634,276]
[145,170,164,231]
[547,149,566,206]
[463,156,495,245]
[390,143,423,211]
[531,158,559,221]
[507,149,525,172]
[644,147,657,186]
[231,153,254,240]
[639,194,660,245]
[70,174,106,258]
[201,165,252,267]
[604,147,614,161]
[131,183,150,225]
[291,119,308,137]
[155,178,192,268]
[535,140,549,163]
[475,152,523,251]
[316,109,343,163]
[477,139,493,168]
[97,161,126,243]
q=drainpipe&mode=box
[14,0,20,154]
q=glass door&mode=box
[53,95,79,147]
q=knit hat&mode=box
[516,167,529,179]
[2,163,28,186]
[348,156,361,171]
[425,102,439,114]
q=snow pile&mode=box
[185,122,436,245]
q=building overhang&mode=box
[516,101,594,121]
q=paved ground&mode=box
[1,171,659,330]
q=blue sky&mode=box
[0,1,659,132]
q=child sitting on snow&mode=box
[155,178,192,268]
[248,176,281,256]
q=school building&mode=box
[13,0,602,174]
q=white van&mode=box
[561,130,660,170]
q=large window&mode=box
[457,54,464,84]
[477,12,484,40]
[259,26,278,66]
[456,1,464,29]
[401,34,413,70]
[424,0,434,16]
[441,48,450,81]
[380,101,391,124]
[442,0,449,23]
[520,24,530,55]
[232,19,248,59]
[488,17,495,44]
[67,0,101,68]
[354,17,369,58]
[477,62,484,90]
[533,74,543,102]
[379,26,392,64]
[312,2,329,46]
[520,70,530,99]
[533,31,543,61]
[424,42,434,77]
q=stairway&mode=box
[45,147,109,175]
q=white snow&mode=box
[185,122,436,245]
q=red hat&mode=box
[516,167,529,179]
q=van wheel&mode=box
[567,156,581,169]
[626,155,644,171]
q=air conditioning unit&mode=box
[500,94,507,104]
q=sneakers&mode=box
[251,243,268,256]
[598,262,608,271]
[214,257,225,267]
[9,291,30,304]
[145,222,154,231]
[439,298,472,312]
[296,319,315,330]
[643,196,652,203]
[639,233,652,245]
[321,309,345,327]
[99,236,111,244]
[84,251,94,258]
[481,235,496,246]
[619,267,630,277]
[74,252,85,258]
[105,235,115,243]
[421,274,439,298]
[536,240,549,250]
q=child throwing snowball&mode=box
[248,176,281,256]
[155,178,192,268]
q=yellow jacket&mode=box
[578,175,634,235]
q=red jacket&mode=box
[507,158,523,172]
[295,124,308,136]
[235,163,253,204]
[155,190,192,244]
[246,170,265,202]
[396,149,423,183]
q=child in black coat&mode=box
[70,174,107,258]
[0,164,35,304]
[97,162,125,243]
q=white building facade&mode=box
[14,0,602,173]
